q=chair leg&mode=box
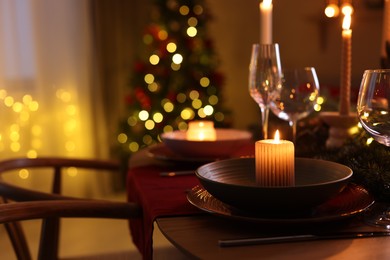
[4,222,32,260]
[38,218,60,260]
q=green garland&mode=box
[307,128,390,202]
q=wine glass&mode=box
[357,69,390,228]
[249,43,283,139]
[269,67,320,143]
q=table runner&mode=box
[127,164,201,260]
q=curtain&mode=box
[0,0,107,196]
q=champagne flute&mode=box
[269,67,320,143]
[357,69,390,228]
[249,43,282,139]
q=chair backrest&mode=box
[0,157,141,260]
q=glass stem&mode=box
[261,106,269,139]
[289,120,297,144]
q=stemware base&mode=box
[364,203,390,229]
[319,111,358,149]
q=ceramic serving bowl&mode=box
[195,157,353,214]
[160,129,252,158]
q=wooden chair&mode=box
[0,157,141,260]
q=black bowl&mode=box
[195,158,353,214]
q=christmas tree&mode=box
[117,0,229,157]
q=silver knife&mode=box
[218,231,390,247]
[159,170,194,177]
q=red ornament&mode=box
[211,71,225,87]
[124,94,133,105]
[134,61,146,73]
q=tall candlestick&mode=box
[259,0,273,44]
[255,130,294,187]
[339,14,352,116]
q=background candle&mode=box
[259,0,272,44]
[255,131,294,186]
[186,120,216,141]
[339,14,352,116]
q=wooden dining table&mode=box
[127,143,390,259]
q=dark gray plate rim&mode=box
[187,184,374,224]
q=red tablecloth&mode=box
[127,143,255,259]
[127,165,201,260]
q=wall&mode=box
[206,0,383,130]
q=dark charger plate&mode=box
[187,184,374,224]
[195,158,353,213]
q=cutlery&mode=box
[159,170,194,177]
[218,231,390,247]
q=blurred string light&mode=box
[0,90,40,157]
[119,2,227,154]
[324,1,340,18]
[0,88,84,179]
[314,96,324,112]
[324,0,354,18]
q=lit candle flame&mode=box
[342,14,351,30]
[273,130,280,143]
[263,0,272,6]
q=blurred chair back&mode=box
[0,157,140,260]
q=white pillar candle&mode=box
[186,121,216,141]
[255,130,294,186]
[339,14,352,116]
[259,0,273,44]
